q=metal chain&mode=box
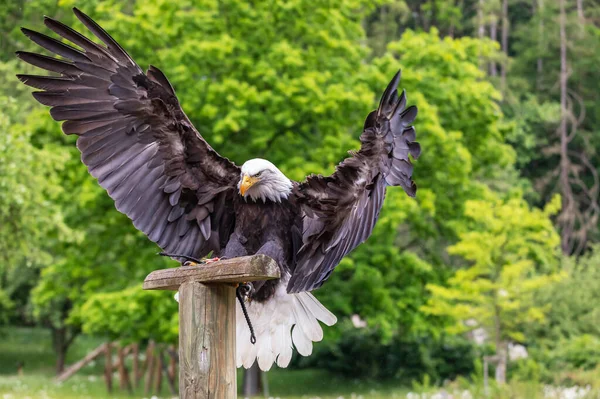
[236,284,256,345]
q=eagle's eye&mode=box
[255,171,263,177]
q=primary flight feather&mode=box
[17,8,420,371]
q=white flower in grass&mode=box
[508,343,528,361]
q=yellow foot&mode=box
[183,261,199,267]
[183,257,221,266]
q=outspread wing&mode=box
[288,71,420,293]
[17,8,240,258]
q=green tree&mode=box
[510,0,600,254]
[364,2,410,57]
[523,246,600,375]
[423,194,563,384]
[80,288,178,344]
[318,29,517,335]
[0,78,74,326]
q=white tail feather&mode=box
[235,279,337,371]
[293,296,323,341]
[300,292,338,326]
[291,323,312,356]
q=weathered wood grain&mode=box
[142,254,280,290]
[143,255,279,398]
[179,281,236,399]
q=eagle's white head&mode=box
[238,158,293,203]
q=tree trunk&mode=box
[559,0,572,254]
[483,356,490,394]
[577,0,584,21]
[500,0,509,94]
[261,368,270,397]
[51,327,78,375]
[422,1,430,31]
[429,0,438,32]
[536,0,544,90]
[489,15,498,76]
[55,344,66,375]
[495,342,507,385]
[478,0,485,40]
[478,0,486,70]
[380,5,387,48]
[243,362,262,397]
[493,304,506,385]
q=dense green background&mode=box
[1,0,599,397]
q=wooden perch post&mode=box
[143,255,279,399]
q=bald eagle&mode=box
[17,8,420,371]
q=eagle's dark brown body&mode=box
[226,196,300,301]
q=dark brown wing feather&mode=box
[17,8,240,258]
[288,70,420,293]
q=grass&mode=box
[2,326,600,399]
[0,371,412,399]
[0,326,410,398]
[0,327,105,376]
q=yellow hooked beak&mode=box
[240,174,259,196]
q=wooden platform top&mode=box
[143,254,280,290]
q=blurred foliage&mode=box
[297,319,476,383]
[423,194,562,351]
[510,0,600,252]
[519,247,600,379]
[0,91,74,324]
[441,192,565,379]
[531,246,600,342]
[79,287,178,344]
[0,0,598,385]
[316,29,519,345]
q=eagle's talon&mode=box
[183,261,199,267]
[238,282,254,298]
